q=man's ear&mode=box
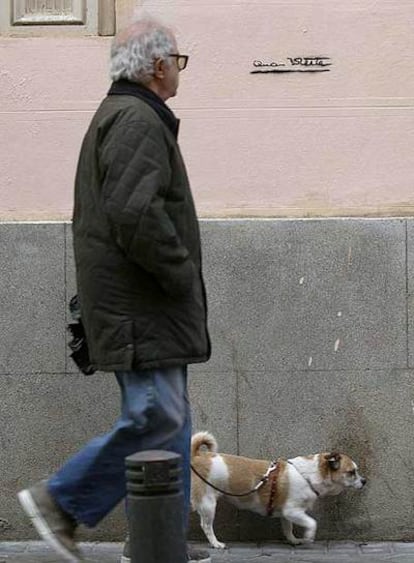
[153,58,165,79]
[325,452,341,471]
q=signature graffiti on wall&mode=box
[251,57,332,73]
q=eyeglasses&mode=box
[169,54,189,71]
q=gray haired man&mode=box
[18,15,211,563]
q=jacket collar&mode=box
[108,79,180,139]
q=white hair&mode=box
[109,16,176,85]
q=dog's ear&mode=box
[325,452,341,471]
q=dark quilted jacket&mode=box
[72,81,211,371]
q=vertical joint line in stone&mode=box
[236,365,240,457]
[235,362,241,541]
[405,220,409,368]
[64,222,68,374]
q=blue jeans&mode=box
[47,367,191,528]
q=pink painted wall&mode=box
[0,37,109,220]
[1,1,414,220]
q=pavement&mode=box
[1,542,414,563]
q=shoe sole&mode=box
[120,557,130,563]
[17,489,82,563]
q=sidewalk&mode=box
[1,542,414,563]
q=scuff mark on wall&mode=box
[347,246,353,268]
[0,518,11,531]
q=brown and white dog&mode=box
[191,431,366,548]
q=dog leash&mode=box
[191,460,279,498]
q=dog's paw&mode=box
[300,537,315,546]
[212,541,226,550]
[287,537,304,546]
[288,536,315,546]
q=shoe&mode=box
[121,536,211,563]
[17,480,83,562]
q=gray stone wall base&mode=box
[0,219,413,542]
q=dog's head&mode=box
[320,452,366,491]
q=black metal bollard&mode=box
[125,450,187,563]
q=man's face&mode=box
[162,37,180,99]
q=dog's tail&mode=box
[191,431,218,458]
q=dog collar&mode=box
[266,460,282,516]
[287,460,320,497]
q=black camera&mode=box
[67,295,95,376]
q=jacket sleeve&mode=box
[99,118,195,298]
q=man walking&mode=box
[18,15,211,563]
